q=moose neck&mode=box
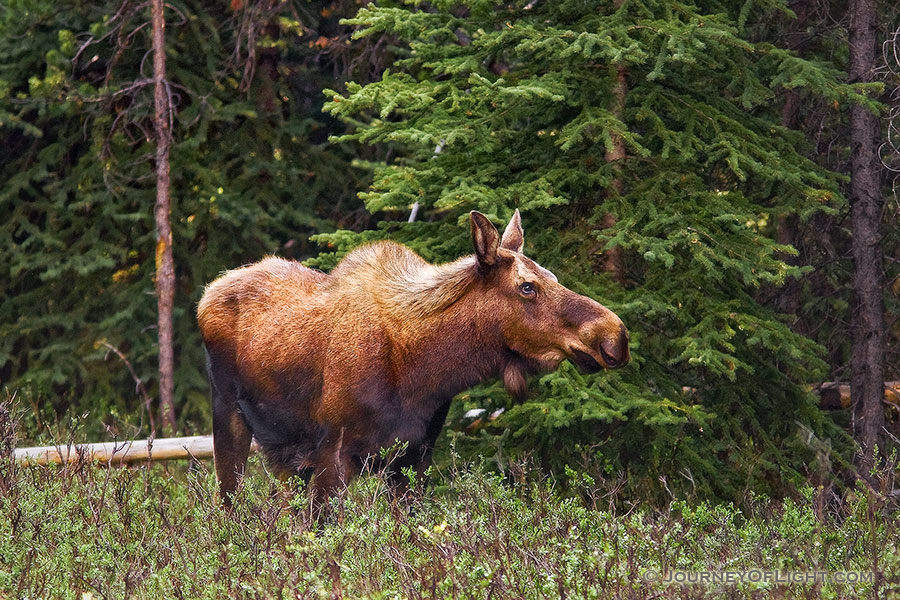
[394,281,508,411]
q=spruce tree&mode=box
[0,0,373,437]
[321,0,878,502]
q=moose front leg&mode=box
[417,400,451,479]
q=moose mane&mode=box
[329,241,480,319]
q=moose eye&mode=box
[519,282,536,297]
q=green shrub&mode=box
[1,430,895,600]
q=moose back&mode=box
[198,211,629,505]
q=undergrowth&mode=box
[0,450,897,599]
[1,394,898,599]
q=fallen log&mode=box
[682,382,900,410]
[12,381,900,465]
[12,435,259,465]
[817,381,900,410]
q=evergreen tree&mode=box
[0,0,375,437]
[321,0,879,502]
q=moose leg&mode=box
[387,400,452,496]
[416,400,451,479]
[310,427,359,515]
[213,401,252,506]
[208,348,252,506]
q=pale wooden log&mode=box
[12,435,259,465]
[817,381,900,410]
[682,383,900,411]
[13,381,900,463]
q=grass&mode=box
[1,398,898,599]
[0,446,898,599]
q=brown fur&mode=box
[198,211,629,507]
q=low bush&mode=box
[0,442,896,599]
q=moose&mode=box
[197,211,629,507]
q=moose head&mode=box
[468,210,629,397]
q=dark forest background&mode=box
[2,0,899,506]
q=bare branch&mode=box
[100,341,157,436]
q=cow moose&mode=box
[197,210,629,508]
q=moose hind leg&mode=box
[310,427,360,515]
[387,401,452,496]
[213,400,252,506]
[208,348,252,506]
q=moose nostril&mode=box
[600,335,628,369]
[599,344,619,368]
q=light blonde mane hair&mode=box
[329,241,479,319]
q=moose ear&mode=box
[500,209,524,253]
[470,211,500,267]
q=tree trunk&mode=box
[773,89,802,318]
[599,0,627,284]
[848,0,884,468]
[152,0,177,434]
[773,0,812,319]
